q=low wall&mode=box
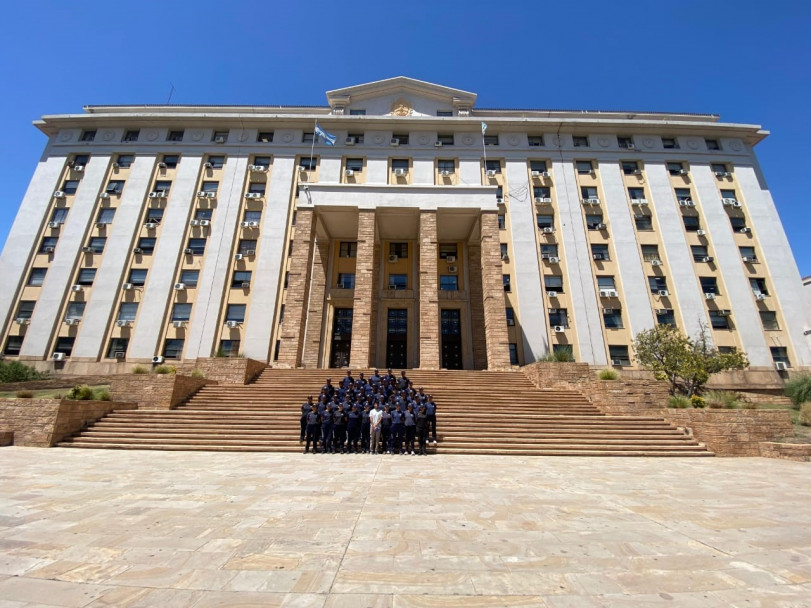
[759,442,811,462]
[0,399,137,447]
[110,375,215,410]
[0,375,117,392]
[179,358,266,384]
[521,362,591,389]
[660,409,794,457]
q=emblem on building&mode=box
[391,98,413,117]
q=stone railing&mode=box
[179,358,266,385]
[110,375,215,410]
[759,442,811,462]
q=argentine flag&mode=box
[481,122,488,134]
[314,123,337,146]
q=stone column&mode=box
[276,208,316,367]
[369,242,381,367]
[418,210,440,369]
[302,238,330,368]
[467,244,488,369]
[479,211,512,370]
[349,209,376,367]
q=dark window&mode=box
[253,156,271,168]
[40,236,58,253]
[299,157,317,171]
[207,156,226,169]
[549,309,569,328]
[711,163,728,174]
[668,162,685,175]
[586,215,605,230]
[226,304,246,322]
[437,110,453,117]
[691,245,709,261]
[389,242,408,258]
[683,215,701,232]
[123,130,140,142]
[581,186,598,200]
[194,208,213,221]
[213,131,229,142]
[536,215,554,229]
[635,214,653,231]
[302,132,315,143]
[498,214,505,230]
[115,155,134,168]
[544,275,563,292]
[609,345,631,366]
[118,302,138,321]
[603,309,623,329]
[530,160,548,172]
[597,276,616,290]
[388,274,408,290]
[72,154,89,166]
[437,159,455,173]
[248,182,266,195]
[238,239,257,255]
[760,311,779,331]
[65,302,85,321]
[439,275,458,291]
[16,301,36,320]
[4,335,24,356]
[172,303,192,322]
[219,340,241,357]
[137,237,156,254]
[649,276,668,293]
[105,180,125,195]
[534,186,551,199]
[167,130,184,142]
[77,268,96,286]
[391,158,409,171]
[617,136,634,149]
[528,136,544,147]
[709,310,730,330]
[347,133,364,144]
[180,270,199,287]
[628,187,645,200]
[146,208,164,223]
[641,245,660,262]
[257,132,274,143]
[591,244,610,261]
[62,180,80,194]
[393,133,409,145]
[622,161,639,175]
[501,243,508,258]
[509,343,519,365]
[705,139,721,151]
[540,244,559,257]
[675,188,692,202]
[662,137,679,149]
[338,273,356,289]
[96,208,116,224]
[50,207,69,224]
[573,136,589,147]
[345,158,364,172]
[200,181,218,194]
[80,130,96,142]
[730,216,747,231]
[506,307,515,326]
[54,337,75,356]
[232,271,252,288]
[503,275,511,292]
[485,160,501,174]
[439,244,458,259]
[656,309,676,326]
[28,268,47,287]
[750,278,769,296]
[437,134,454,146]
[186,238,206,255]
[162,155,179,168]
[349,109,366,116]
[106,338,129,359]
[243,210,262,223]
[128,269,147,286]
[576,160,593,174]
[163,339,184,359]
[484,135,499,146]
[770,347,790,365]
[88,237,106,253]
[700,277,718,295]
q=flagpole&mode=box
[481,122,488,177]
[309,120,317,173]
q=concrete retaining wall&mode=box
[110,375,215,410]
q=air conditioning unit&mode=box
[114,351,126,359]
[133,247,142,254]
[679,169,689,176]
[234,253,244,261]
[205,192,216,199]
[248,221,260,228]
[542,227,555,234]
[74,165,85,173]
[650,259,662,266]
[52,352,65,361]
[174,283,186,290]
[149,191,166,199]
[158,162,167,168]
[248,164,267,172]
[434,141,443,147]
[611,359,624,366]
[702,256,714,263]
[190,220,200,227]
[390,138,400,146]
[54,191,65,198]
[446,256,457,263]
[722,198,738,206]
[99,192,110,199]
[172,321,186,328]
[448,265,458,273]
[394,168,406,177]
[199,220,210,227]
[596,223,607,230]
[775,361,788,371]
[204,162,213,169]
[656,309,669,315]
[246,249,256,256]
[196,191,207,198]
[633,169,643,175]
[742,256,756,263]
[535,197,552,204]
[631,199,648,206]
[70,284,83,292]
[345,137,356,146]
[530,170,542,177]
[739,227,751,234]
[440,170,451,176]
[152,356,164,364]
[116,320,131,327]
[624,143,636,150]
[64,318,80,326]
[184,248,194,254]
[583,198,600,205]
[43,246,55,253]
[540,171,551,178]
[547,291,558,298]
[554,325,565,333]
[679,200,695,206]
[602,308,614,314]
[226,320,240,328]
[344,169,354,177]
[600,289,618,297]
[388,255,399,263]
[48,221,60,228]
[657,290,670,297]
[496,197,504,203]
[755,292,767,301]
[241,282,251,289]
[145,222,158,229]
[718,309,731,317]
[486,170,497,177]
[548,256,560,264]
[704,292,716,300]
[214,136,226,144]
[714,171,727,177]
[14,317,30,325]
[82,246,93,253]
[245,192,262,199]
[592,253,605,260]
[112,162,120,169]
[122,283,133,290]
[696,229,706,236]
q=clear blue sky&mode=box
[1,1,808,276]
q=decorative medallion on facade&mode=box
[687,138,700,150]
[390,98,413,117]
[598,136,610,147]
[145,129,159,141]
[191,130,204,141]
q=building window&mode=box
[573,136,589,147]
[28,267,47,287]
[349,109,366,116]
[503,275,511,292]
[675,188,692,203]
[770,347,790,366]
[103,180,124,195]
[389,242,408,258]
[167,130,184,142]
[498,214,505,230]
[711,163,728,174]
[302,132,315,144]
[15,301,36,320]
[729,216,747,232]
[617,136,634,149]
[200,181,218,194]
[576,160,593,174]
[597,276,616,290]
[40,236,58,253]
[640,245,660,262]
[115,154,134,168]
[247,182,266,195]
[179,269,199,287]
[207,156,226,169]
[500,243,508,259]
[691,245,709,261]
[628,187,645,200]
[439,275,458,291]
[393,133,409,145]
[581,186,598,200]
[505,307,515,326]
[388,274,408,290]
[591,244,610,261]
[609,345,631,366]
[339,241,357,258]
[391,158,409,173]
[77,268,96,286]
[65,302,86,320]
[709,310,731,330]
[739,246,758,262]
[345,158,364,173]
[662,137,679,149]
[284,272,289,289]
[549,308,569,328]
[760,311,779,331]
[437,133,454,146]
[257,132,273,143]
[667,162,685,175]
[649,276,668,294]
[536,214,554,229]
[540,244,558,258]
[106,338,129,359]
[243,210,262,223]
[347,132,364,144]
[136,237,156,255]
[226,304,246,322]
[237,239,256,255]
[438,244,458,259]
[485,160,501,174]
[509,343,519,365]
[530,161,548,173]
[96,208,116,225]
[88,237,106,253]
[634,214,653,231]
[533,186,551,200]
[232,270,252,288]
[749,278,769,296]
[705,139,721,151]
[437,159,455,174]
[720,189,737,202]
[603,309,623,329]
[117,302,138,322]
[63,180,80,194]
[172,303,192,322]
[483,135,499,146]
[212,131,228,142]
[4,335,24,356]
[128,268,147,286]
[253,156,271,169]
[622,161,639,175]
[585,214,604,231]
[194,208,213,221]
[186,238,206,256]
[528,135,545,147]
[161,154,180,168]
[123,130,139,142]
[544,275,563,293]
[682,215,701,232]
[163,339,184,360]
[656,309,676,326]
[218,340,241,357]
[71,154,90,167]
[337,273,356,289]
[54,337,75,356]
[50,208,69,224]
[437,110,453,117]
[80,130,96,142]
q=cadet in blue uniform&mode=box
[416,405,428,455]
[320,405,334,453]
[347,405,361,453]
[391,403,405,454]
[426,395,437,444]
[380,405,392,454]
[404,403,416,454]
[333,404,347,453]
[300,395,314,442]
[361,404,371,453]
[304,405,320,454]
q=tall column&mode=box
[276,208,316,367]
[418,210,440,369]
[479,211,512,370]
[302,238,330,368]
[467,244,488,369]
[369,242,381,367]
[349,209,376,368]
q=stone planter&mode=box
[179,358,266,384]
[110,374,215,410]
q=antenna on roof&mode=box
[167,82,175,104]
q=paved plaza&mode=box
[0,448,809,607]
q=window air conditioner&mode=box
[739,227,751,233]
[152,356,164,364]
[205,192,216,198]
[679,200,695,207]
[15,317,30,325]
[600,289,618,297]
[714,171,727,177]
[70,284,83,292]
[82,246,93,252]
[241,282,251,289]
[99,192,110,199]
[246,249,256,256]
[625,143,636,149]
[122,283,133,290]
[446,256,457,263]
[440,170,451,176]
[722,198,738,206]
[679,169,689,175]
[214,136,226,144]
[631,199,648,206]
[48,221,60,228]
[531,170,542,177]
[114,351,126,359]
[73,165,85,172]
[775,361,788,371]
[190,220,200,227]
[54,191,65,198]
[633,169,643,175]
[184,248,194,254]
[245,192,262,199]
[226,320,240,328]
[133,247,142,254]
[345,169,354,177]
[174,283,186,290]
[345,137,356,145]
[496,197,504,203]
[112,162,120,168]
[116,319,131,327]
[44,246,55,253]
[656,309,669,315]
[388,255,399,263]
[448,265,458,273]
[486,170,497,177]
[596,223,607,230]
[704,292,716,300]
[145,222,158,229]
[394,168,406,177]
[611,359,624,366]
[434,141,443,147]
[158,162,167,168]
[554,325,565,333]
[390,138,400,146]
[197,191,207,198]
[702,256,714,263]
[548,256,560,264]
[742,256,756,263]
[657,290,669,296]
[696,229,706,236]
[172,321,186,328]
[592,253,605,260]
[547,291,558,298]
[234,254,244,261]
[583,198,600,205]
[64,318,80,326]
[204,162,213,169]
[542,227,554,234]
[535,197,552,204]
[650,259,662,266]
[602,308,614,314]
[200,220,210,227]
[52,352,65,361]
[249,164,267,171]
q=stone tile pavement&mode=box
[0,448,809,607]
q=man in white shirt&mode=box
[369,402,383,454]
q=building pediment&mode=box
[326,76,477,117]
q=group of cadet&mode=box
[300,369,438,455]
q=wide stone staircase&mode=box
[58,368,712,456]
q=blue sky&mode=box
[1,0,809,276]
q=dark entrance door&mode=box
[386,309,408,369]
[330,308,353,368]
[440,309,462,369]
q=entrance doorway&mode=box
[386,308,408,369]
[330,308,353,368]
[440,309,462,369]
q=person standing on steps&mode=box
[426,394,438,444]
[300,395,314,442]
[320,403,334,454]
[398,369,410,391]
[404,403,416,454]
[333,403,347,454]
[391,402,405,454]
[347,404,361,453]
[369,402,383,454]
[304,404,320,454]
[416,404,428,455]
[322,378,335,401]
[361,403,371,453]
[381,404,392,454]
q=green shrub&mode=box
[537,347,574,363]
[95,389,111,401]
[704,390,740,409]
[668,395,692,408]
[785,373,811,408]
[15,390,34,398]
[154,365,177,375]
[690,395,706,408]
[190,369,205,379]
[132,365,149,375]
[799,403,811,426]
[67,385,95,400]
[598,368,618,381]
[0,361,49,383]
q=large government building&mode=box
[1,77,809,373]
